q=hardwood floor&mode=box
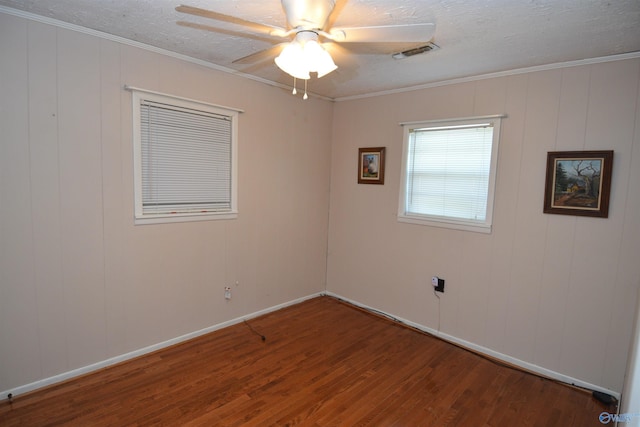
[1,296,613,426]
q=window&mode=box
[398,115,503,233]
[130,88,240,224]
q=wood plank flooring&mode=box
[0,296,613,426]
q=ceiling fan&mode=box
[176,0,435,97]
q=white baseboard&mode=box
[324,291,621,400]
[4,290,619,401]
[2,292,323,400]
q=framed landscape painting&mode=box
[543,150,613,218]
[358,147,385,185]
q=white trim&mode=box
[0,6,333,102]
[0,6,238,76]
[398,116,502,234]
[124,85,244,114]
[324,291,621,400]
[397,215,492,234]
[2,290,620,401]
[133,211,239,225]
[130,88,239,224]
[1,292,323,399]
[334,51,640,102]
[399,114,507,127]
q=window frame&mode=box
[130,87,240,225]
[397,115,504,234]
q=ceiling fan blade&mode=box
[322,0,348,31]
[176,5,287,36]
[332,23,435,43]
[232,44,287,64]
[177,21,277,44]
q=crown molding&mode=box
[2,5,637,103]
[0,5,334,102]
[334,51,640,102]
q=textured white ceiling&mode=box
[1,0,639,100]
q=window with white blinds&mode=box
[398,116,503,233]
[131,89,239,224]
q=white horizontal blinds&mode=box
[140,100,232,214]
[407,123,494,222]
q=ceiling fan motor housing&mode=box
[281,0,336,29]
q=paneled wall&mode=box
[327,60,640,393]
[2,8,639,399]
[0,13,333,393]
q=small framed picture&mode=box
[543,150,613,218]
[358,147,385,185]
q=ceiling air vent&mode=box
[392,42,439,60]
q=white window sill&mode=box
[135,211,238,225]
[397,214,492,234]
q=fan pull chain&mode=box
[289,77,308,100]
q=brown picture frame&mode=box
[358,147,385,185]
[543,150,613,218]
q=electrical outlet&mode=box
[432,276,445,293]
[224,287,231,300]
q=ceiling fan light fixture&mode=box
[178,2,438,97]
[275,42,311,80]
[302,40,337,77]
[275,32,337,80]
[313,46,338,78]
[302,40,324,66]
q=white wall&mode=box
[0,13,333,393]
[327,59,640,394]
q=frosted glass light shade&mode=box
[275,43,310,80]
[315,48,337,77]
[275,38,337,79]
